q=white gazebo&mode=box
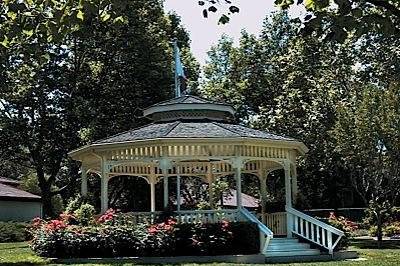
[69,95,344,258]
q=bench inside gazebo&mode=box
[69,95,344,260]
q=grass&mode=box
[0,241,399,266]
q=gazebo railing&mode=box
[286,206,344,255]
[122,209,242,225]
[175,209,242,223]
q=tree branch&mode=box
[367,0,400,19]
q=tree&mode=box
[202,11,359,208]
[0,0,198,216]
[202,9,400,209]
[332,83,400,246]
[198,0,400,41]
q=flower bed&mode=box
[30,209,259,258]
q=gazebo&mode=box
[69,95,344,258]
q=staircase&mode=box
[265,238,320,257]
[239,207,345,263]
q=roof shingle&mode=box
[94,121,294,144]
[0,183,41,201]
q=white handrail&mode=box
[286,206,344,255]
[240,207,273,254]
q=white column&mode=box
[81,165,88,197]
[163,175,169,208]
[284,160,293,237]
[176,174,181,211]
[150,181,156,212]
[100,159,109,213]
[235,166,242,209]
[291,164,298,203]
[260,174,267,224]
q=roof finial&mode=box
[173,39,187,97]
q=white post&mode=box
[292,164,298,204]
[100,158,109,214]
[175,164,181,211]
[260,174,268,224]
[163,175,169,208]
[150,181,156,212]
[235,166,242,209]
[284,160,293,237]
[81,165,88,197]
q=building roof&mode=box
[147,95,227,107]
[220,189,259,208]
[0,183,41,202]
[0,177,20,186]
[94,121,295,144]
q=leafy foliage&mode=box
[0,222,31,243]
[201,10,400,212]
[198,0,400,41]
[0,0,199,217]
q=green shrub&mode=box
[73,204,95,226]
[383,222,400,237]
[369,225,377,236]
[65,195,83,214]
[0,222,31,242]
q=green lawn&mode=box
[0,241,399,266]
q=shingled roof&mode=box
[0,183,41,202]
[147,95,228,107]
[94,121,295,144]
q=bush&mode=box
[0,222,31,242]
[73,204,95,226]
[383,222,400,237]
[30,210,259,258]
[327,212,358,249]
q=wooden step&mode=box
[264,249,321,257]
[267,243,310,251]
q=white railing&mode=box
[123,209,242,225]
[240,207,273,254]
[286,206,344,255]
[175,209,242,223]
[122,211,163,224]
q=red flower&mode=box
[45,219,67,231]
[221,220,230,230]
[31,217,43,229]
[98,209,116,223]
[167,218,177,225]
[148,225,158,234]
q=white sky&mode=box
[164,0,303,65]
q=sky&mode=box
[164,0,303,65]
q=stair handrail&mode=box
[286,206,344,255]
[240,207,273,254]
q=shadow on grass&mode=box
[351,239,400,249]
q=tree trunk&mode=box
[376,214,383,249]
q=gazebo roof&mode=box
[147,95,225,106]
[69,95,308,157]
[94,121,295,145]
